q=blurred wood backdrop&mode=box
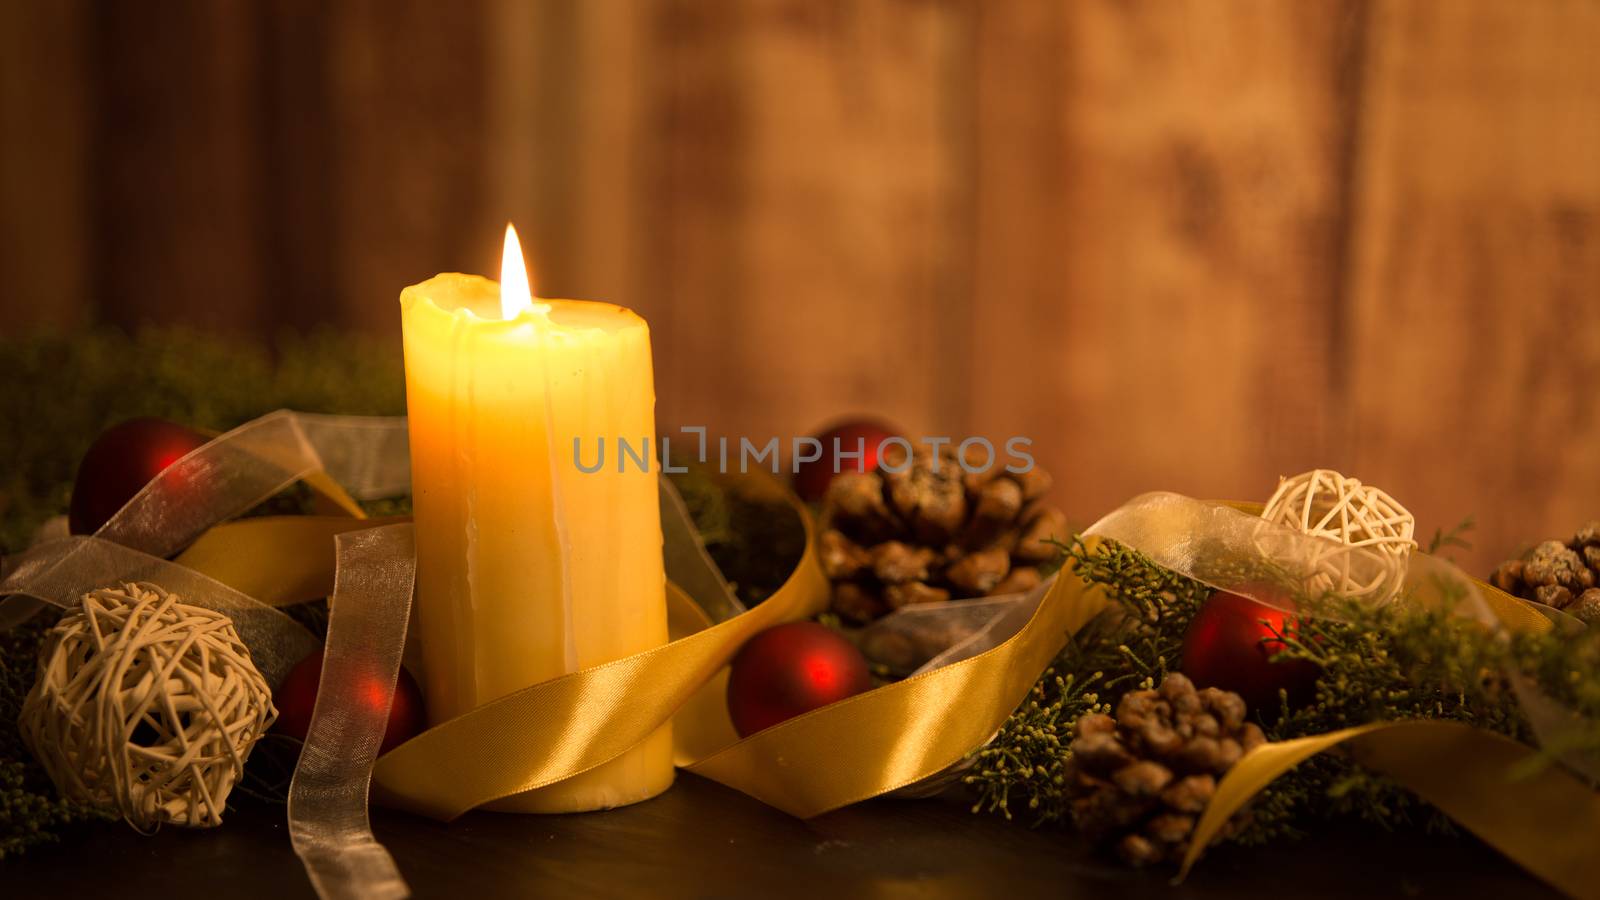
[2,0,1598,573]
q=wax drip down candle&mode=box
[399,225,672,812]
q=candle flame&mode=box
[500,223,535,319]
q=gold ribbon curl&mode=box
[172,476,1600,896]
[1184,721,1600,899]
[178,480,1108,821]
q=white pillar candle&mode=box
[399,226,672,812]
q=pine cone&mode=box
[1490,521,1600,625]
[1063,673,1265,867]
[821,443,1065,623]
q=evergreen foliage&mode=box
[966,537,1600,846]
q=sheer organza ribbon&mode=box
[288,523,415,900]
[0,411,409,685]
[5,412,1600,900]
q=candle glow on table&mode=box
[399,225,673,812]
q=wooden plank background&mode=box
[2,0,1597,575]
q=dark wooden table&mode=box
[5,773,1553,899]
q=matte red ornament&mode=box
[273,649,426,755]
[68,417,210,535]
[726,622,873,737]
[1180,589,1320,714]
[792,418,901,503]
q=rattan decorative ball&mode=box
[1258,469,1417,602]
[19,582,277,830]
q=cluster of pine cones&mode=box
[818,443,1067,623]
[1065,673,1264,867]
[1490,521,1600,624]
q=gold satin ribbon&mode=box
[178,476,829,817]
[176,516,406,608]
[177,484,1108,820]
[369,559,829,818]
[682,555,1107,816]
[177,487,1600,895]
[368,491,1108,820]
[1473,576,1561,634]
[1183,721,1600,899]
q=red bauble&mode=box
[69,417,209,534]
[273,649,427,755]
[1180,589,1320,714]
[727,622,873,737]
[792,418,901,503]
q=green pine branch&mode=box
[966,535,1600,845]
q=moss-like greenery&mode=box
[667,460,806,608]
[1,328,405,552]
[0,611,111,857]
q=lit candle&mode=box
[399,225,673,812]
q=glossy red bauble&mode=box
[68,417,210,535]
[1180,589,1320,714]
[792,418,901,503]
[726,622,874,737]
[273,649,427,755]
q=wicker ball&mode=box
[1258,469,1416,602]
[19,582,277,830]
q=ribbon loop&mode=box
[371,476,829,818]
[289,523,416,900]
